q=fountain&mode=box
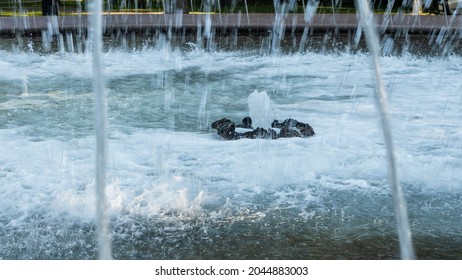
[0,1,462,260]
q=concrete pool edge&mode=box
[1,13,461,35]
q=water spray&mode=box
[91,0,112,260]
[355,0,416,260]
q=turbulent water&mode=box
[1,45,462,259]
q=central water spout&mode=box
[248,90,274,129]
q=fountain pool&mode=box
[1,33,462,259]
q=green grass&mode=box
[0,10,43,16]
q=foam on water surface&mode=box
[1,49,462,259]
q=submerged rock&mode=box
[211,117,315,140]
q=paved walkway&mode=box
[1,13,461,35]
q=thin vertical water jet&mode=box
[271,1,287,53]
[90,0,112,260]
[243,0,250,25]
[355,0,415,260]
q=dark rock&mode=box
[296,122,315,138]
[211,118,231,129]
[272,118,315,138]
[242,127,273,139]
[268,128,278,139]
[271,118,298,128]
[211,116,314,140]
[211,118,239,140]
[236,116,253,129]
[279,126,301,138]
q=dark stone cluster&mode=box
[211,117,315,140]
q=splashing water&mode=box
[1,49,462,259]
[248,90,274,129]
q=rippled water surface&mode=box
[1,46,462,259]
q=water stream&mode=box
[90,0,112,260]
[355,0,415,260]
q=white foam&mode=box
[1,50,461,226]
